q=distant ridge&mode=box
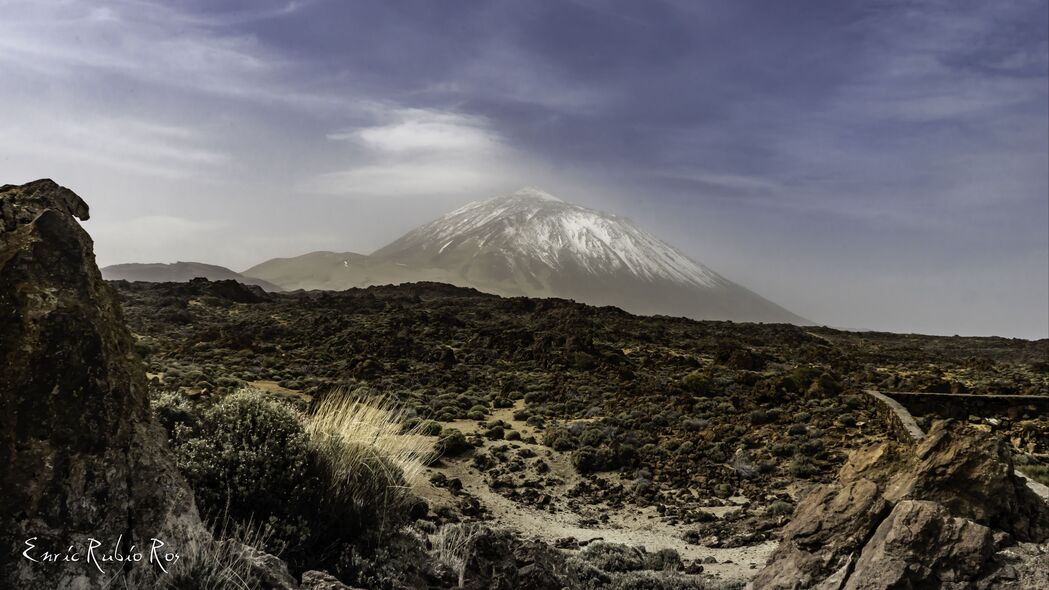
[244,188,808,324]
[102,261,283,292]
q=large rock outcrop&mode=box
[752,420,1049,590]
[0,180,203,588]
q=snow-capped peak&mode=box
[379,188,725,289]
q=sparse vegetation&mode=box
[155,387,433,574]
[156,517,271,590]
[124,279,1048,589]
[432,523,484,588]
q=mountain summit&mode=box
[374,187,724,290]
[244,188,808,324]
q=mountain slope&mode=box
[244,188,808,324]
[102,261,283,292]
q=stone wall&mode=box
[863,389,1049,502]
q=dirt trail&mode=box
[414,401,776,583]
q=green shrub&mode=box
[151,392,201,444]
[573,446,613,474]
[164,389,422,570]
[643,548,682,571]
[789,366,823,390]
[579,427,607,448]
[609,571,706,590]
[544,426,578,451]
[680,370,715,396]
[788,456,820,478]
[579,542,646,572]
[766,500,795,516]
[173,391,315,548]
[435,428,472,458]
[564,556,612,588]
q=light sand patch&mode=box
[416,399,776,583]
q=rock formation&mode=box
[0,179,203,588]
[752,420,1049,590]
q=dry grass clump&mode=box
[432,523,484,588]
[155,518,271,590]
[306,388,435,487]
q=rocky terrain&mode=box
[3,179,1047,589]
[111,272,1048,586]
[754,420,1049,589]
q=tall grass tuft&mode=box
[432,523,484,588]
[155,517,272,590]
[306,388,435,488]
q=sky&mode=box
[0,0,1046,339]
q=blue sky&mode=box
[1,0,1046,338]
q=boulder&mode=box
[840,421,1049,542]
[750,479,889,589]
[752,420,1049,590]
[0,180,204,588]
[843,500,994,590]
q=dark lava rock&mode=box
[0,180,203,588]
[752,420,1049,590]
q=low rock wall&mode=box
[864,389,1049,501]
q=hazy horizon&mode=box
[1,0,1046,339]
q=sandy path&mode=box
[414,401,776,583]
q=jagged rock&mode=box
[842,500,994,590]
[751,420,1049,590]
[749,479,890,589]
[840,421,1049,542]
[0,180,204,588]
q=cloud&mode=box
[0,112,231,180]
[0,0,339,109]
[310,108,528,197]
[655,170,783,194]
[329,109,501,153]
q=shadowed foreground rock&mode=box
[751,420,1049,590]
[0,180,205,588]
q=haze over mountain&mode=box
[101,261,282,292]
[244,188,807,324]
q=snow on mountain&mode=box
[374,187,725,289]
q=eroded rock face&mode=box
[752,420,1049,590]
[0,180,202,588]
[752,479,889,589]
[843,500,994,590]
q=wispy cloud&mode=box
[310,107,527,197]
[0,0,338,108]
[656,170,783,194]
[328,109,501,153]
[0,112,231,180]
